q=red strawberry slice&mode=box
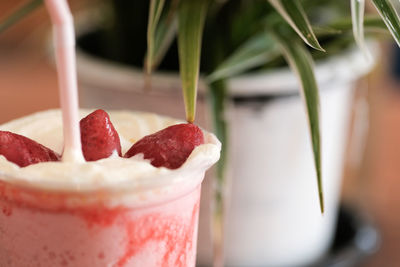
[124,123,204,169]
[80,109,121,161]
[0,131,60,167]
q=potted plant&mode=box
[2,0,400,266]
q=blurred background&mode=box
[2,1,400,266]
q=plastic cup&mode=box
[0,111,220,267]
[0,168,206,267]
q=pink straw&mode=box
[44,0,84,162]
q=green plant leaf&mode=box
[371,0,400,47]
[209,80,228,188]
[207,32,280,82]
[329,15,385,32]
[208,79,228,267]
[150,5,178,71]
[351,0,369,56]
[271,30,324,213]
[268,0,324,52]
[363,15,389,29]
[312,26,342,37]
[145,0,179,73]
[146,0,166,74]
[0,0,43,34]
[178,0,209,123]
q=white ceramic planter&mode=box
[218,46,375,266]
[76,43,376,266]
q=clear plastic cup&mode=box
[0,175,204,267]
[0,110,220,267]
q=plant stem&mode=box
[209,80,228,267]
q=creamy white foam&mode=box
[0,109,220,193]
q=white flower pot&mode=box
[217,45,376,266]
[76,42,376,266]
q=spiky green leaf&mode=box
[371,0,400,47]
[207,33,280,82]
[268,0,324,51]
[151,15,177,71]
[351,0,369,57]
[0,0,42,33]
[271,30,324,213]
[330,15,385,31]
[178,0,209,123]
[312,26,342,37]
[146,0,166,74]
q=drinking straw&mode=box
[44,0,84,162]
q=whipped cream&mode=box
[0,110,220,193]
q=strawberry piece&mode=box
[124,123,204,169]
[80,109,122,161]
[0,131,60,167]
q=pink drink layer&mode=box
[0,181,201,267]
[0,110,221,267]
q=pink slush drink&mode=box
[0,110,220,267]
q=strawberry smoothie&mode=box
[0,109,220,267]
